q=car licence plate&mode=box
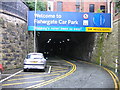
[31,61,38,63]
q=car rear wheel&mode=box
[42,68,46,72]
[23,69,27,72]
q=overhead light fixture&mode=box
[49,39,51,41]
[47,39,52,43]
[47,41,50,43]
[67,39,70,41]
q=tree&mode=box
[115,1,120,12]
[96,9,104,13]
[24,1,47,11]
[116,1,120,8]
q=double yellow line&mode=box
[26,60,76,88]
[2,60,75,87]
[102,67,120,90]
[78,60,120,90]
[51,67,68,71]
[2,80,45,86]
[6,74,60,82]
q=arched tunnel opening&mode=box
[36,32,96,61]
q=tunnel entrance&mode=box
[36,32,96,61]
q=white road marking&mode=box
[0,70,23,83]
[48,66,51,73]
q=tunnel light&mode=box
[47,41,50,43]
[62,40,65,42]
[47,39,52,43]
[60,42,61,43]
[49,39,51,41]
[67,39,70,41]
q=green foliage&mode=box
[25,1,47,11]
[96,33,104,64]
[116,1,120,8]
[96,9,104,13]
[115,1,120,12]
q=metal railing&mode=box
[0,1,28,20]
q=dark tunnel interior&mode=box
[36,32,96,61]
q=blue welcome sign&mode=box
[28,11,111,32]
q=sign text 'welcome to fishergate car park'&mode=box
[28,11,112,32]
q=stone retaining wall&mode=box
[91,17,119,72]
[0,13,33,69]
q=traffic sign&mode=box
[28,11,111,32]
[83,14,89,19]
[93,14,105,26]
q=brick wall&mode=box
[82,2,107,12]
[54,1,76,12]
[51,0,107,12]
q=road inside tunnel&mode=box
[36,32,95,61]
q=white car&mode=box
[23,53,46,71]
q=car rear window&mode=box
[26,54,44,59]
[26,55,31,59]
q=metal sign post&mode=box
[34,0,37,52]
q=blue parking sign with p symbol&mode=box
[93,14,105,27]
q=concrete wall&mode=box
[0,13,33,70]
[62,33,96,62]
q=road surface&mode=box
[1,57,115,89]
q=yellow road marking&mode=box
[2,80,45,86]
[51,68,68,71]
[52,67,68,69]
[14,73,44,77]
[14,70,67,77]
[78,60,119,89]
[51,70,67,73]
[26,60,76,88]
[110,71,120,89]
[102,67,118,89]
[7,74,60,82]
[108,70,119,83]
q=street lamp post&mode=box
[34,0,37,52]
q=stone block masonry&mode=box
[0,13,33,70]
[91,17,119,72]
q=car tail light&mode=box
[0,64,4,71]
[39,60,44,63]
